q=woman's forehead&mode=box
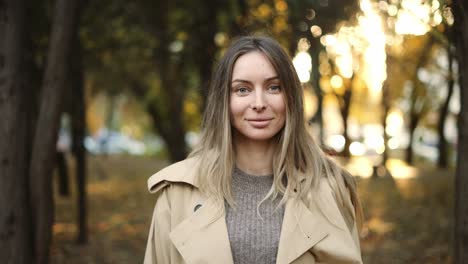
[231,51,278,79]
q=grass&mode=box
[50,155,454,263]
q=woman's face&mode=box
[229,51,286,143]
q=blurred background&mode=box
[1,0,464,263]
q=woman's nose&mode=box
[250,91,267,111]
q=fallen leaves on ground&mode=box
[50,155,453,264]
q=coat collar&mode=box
[167,196,330,264]
[147,157,200,193]
[148,158,336,264]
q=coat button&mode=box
[194,204,202,212]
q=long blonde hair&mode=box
[189,35,362,229]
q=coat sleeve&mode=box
[144,186,172,264]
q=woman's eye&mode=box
[235,87,250,94]
[268,85,281,93]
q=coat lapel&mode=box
[169,196,234,264]
[276,198,329,264]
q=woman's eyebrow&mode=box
[265,76,279,81]
[231,79,251,84]
[232,76,279,84]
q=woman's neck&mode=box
[234,138,275,176]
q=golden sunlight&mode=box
[395,0,430,35]
[359,0,387,98]
[386,159,417,179]
[321,0,387,101]
[350,141,367,156]
[345,156,374,178]
[386,109,405,136]
[325,134,345,152]
[330,75,343,89]
[293,51,312,83]
[393,0,444,35]
[388,137,400,150]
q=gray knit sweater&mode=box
[225,167,285,264]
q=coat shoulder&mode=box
[313,178,351,231]
[147,156,200,194]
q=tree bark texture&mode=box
[28,0,79,263]
[0,0,34,262]
[454,0,468,262]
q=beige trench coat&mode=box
[144,157,363,264]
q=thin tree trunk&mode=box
[70,34,87,244]
[308,37,324,145]
[438,31,455,168]
[382,83,391,165]
[130,78,188,162]
[406,112,418,165]
[102,95,116,156]
[56,151,70,196]
[454,0,468,262]
[29,0,79,262]
[0,0,33,262]
[147,103,187,162]
[229,0,248,36]
[194,0,221,113]
[287,5,305,57]
[405,36,435,165]
[146,0,187,162]
[340,76,353,157]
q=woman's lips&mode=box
[246,118,273,128]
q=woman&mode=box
[144,36,363,264]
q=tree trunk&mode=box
[405,37,435,166]
[29,0,79,262]
[193,0,221,113]
[147,103,187,162]
[56,151,70,196]
[70,34,88,244]
[454,0,468,262]
[340,77,353,157]
[438,31,455,168]
[381,83,390,165]
[130,78,188,162]
[0,0,34,262]
[229,0,248,36]
[405,112,418,165]
[102,95,116,156]
[144,0,188,162]
[308,37,324,145]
